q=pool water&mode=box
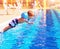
[0,9,60,49]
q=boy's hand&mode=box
[25,19,33,24]
[28,22,33,24]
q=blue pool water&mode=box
[0,9,60,49]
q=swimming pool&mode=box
[0,9,60,49]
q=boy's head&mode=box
[28,10,34,18]
[21,10,34,19]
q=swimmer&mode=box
[0,10,35,33]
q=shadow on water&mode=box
[52,10,60,23]
[51,9,60,49]
[29,10,47,49]
[28,9,59,49]
[45,9,59,49]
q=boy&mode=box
[0,10,34,33]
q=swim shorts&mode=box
[9,18,18,28]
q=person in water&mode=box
[0,10,35,33]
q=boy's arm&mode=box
[18,18,25,23]
[18,18,33,24]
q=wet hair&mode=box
[28,10,34,16]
